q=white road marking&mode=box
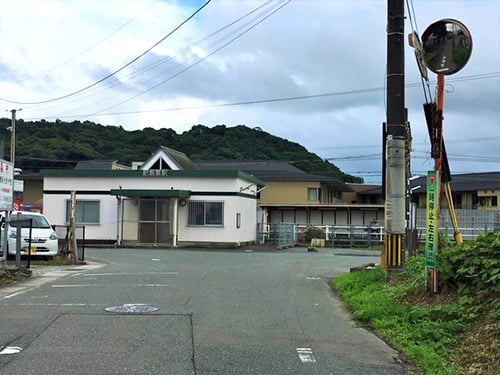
[11,303,108,307]
[305,277,321,280]
[52,284,105,288]
[52,284,169,288]
[296,347,316,363]
[84,272,177,276]
[0,262,105,300]
[151,258,160,261]
[0,346,23,355]
[30,295,49,299]
[3,291,25,299]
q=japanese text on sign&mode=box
[0,159,14,211]
[425,170,440,269]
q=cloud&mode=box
[0,0,498,183]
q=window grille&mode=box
[65,200,100,224]
[188,201,224,226]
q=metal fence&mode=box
[257,209,499,248]
[257,223,296,248]
[416,208,499,240]
[258,223,383,248]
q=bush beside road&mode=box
[332,232,499,375]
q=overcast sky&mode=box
[0,0,498,183]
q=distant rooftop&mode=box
[195,160,352,192]
[74,160,130,170]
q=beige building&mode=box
[196,160,385,227]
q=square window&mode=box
[307,188,320,201]
[188,201,224,226]
[66,200,100,224]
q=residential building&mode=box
[409,172,500,210]
[195,160,385,227]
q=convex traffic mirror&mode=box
[421,19,472,75]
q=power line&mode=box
[90,0,292,116]
[0,0,212,105]
[24,71,498,120]
[22,0,283,117]
[11,0,160,84]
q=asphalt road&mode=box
[0,247,407,375]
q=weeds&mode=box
[332,233,500,375]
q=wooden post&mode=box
[68,191,78,264]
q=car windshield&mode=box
[9,214,51,229]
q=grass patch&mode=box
[0,267,32,287]
[332,254,499,375]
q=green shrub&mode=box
[438,232,500,319]
[332,233,500,375]
[299,225,326,244]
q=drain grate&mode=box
[104,304,159,313]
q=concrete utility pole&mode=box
[383,0,407,280]
[10,109,18,165]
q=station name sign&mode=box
[142,170,169,177]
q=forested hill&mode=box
[0,118,362,183]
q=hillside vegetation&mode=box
[0,118,362,183]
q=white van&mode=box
[3,211,59,257]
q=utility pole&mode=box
[383,0,407,280]
[9,108,21,166]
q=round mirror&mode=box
[421,19,472,75]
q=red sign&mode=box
[12,199,22,211]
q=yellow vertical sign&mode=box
[425,170,440,269]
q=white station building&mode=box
[41,147,264,248]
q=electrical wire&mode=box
[24,0,284,118]
[12,0,160,84]
[90,0,292,116]
[406,0,433,103]
[22,71,498,121]
[0,0,212,105]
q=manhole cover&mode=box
[105,304,159,313]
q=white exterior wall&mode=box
[43,175,259,246]
[43,191,118,241]
[177,195,257,245]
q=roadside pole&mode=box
[383,0,407,280]
[418,19,473,292]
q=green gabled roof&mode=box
[159,146,196,170]
[141,146,196,170]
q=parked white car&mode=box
[4,211,59,257]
